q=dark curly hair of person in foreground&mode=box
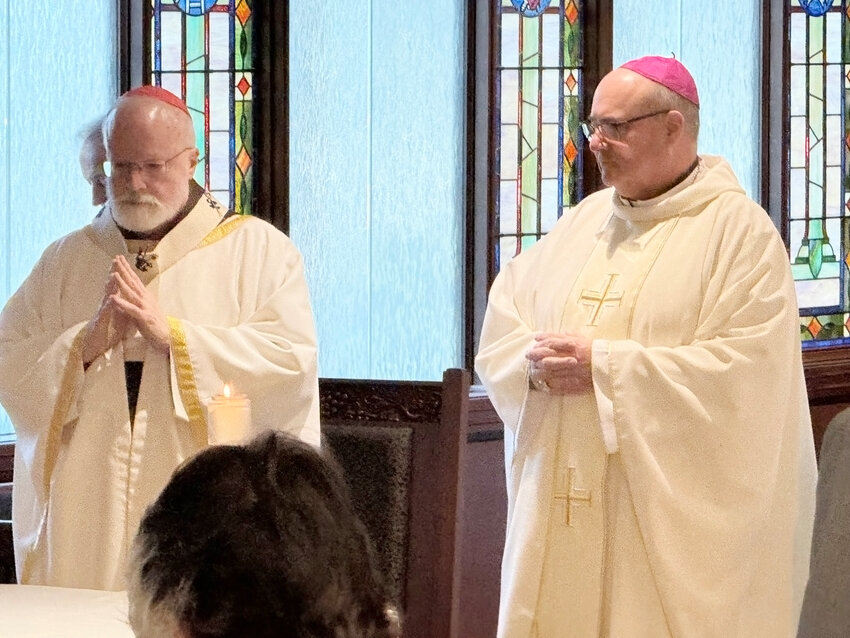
[127,430,400,638]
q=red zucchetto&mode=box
[620,55,700,107]
[122,85,191,116]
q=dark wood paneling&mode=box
[251,0,289,232]
[320,370,469,638]
[804,346,850,405]
[0,482,13,584]
[0,443,12,484]
[579,0,614,197]
[458,389,505,638]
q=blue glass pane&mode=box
[176,0,219,16]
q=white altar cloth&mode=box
[0,584,132,636]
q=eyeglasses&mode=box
[103,147,195,179]
[580,109,670,142]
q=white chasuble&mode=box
[476,156,817,638]
[0,186,320,590]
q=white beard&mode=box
[111,194,176,233]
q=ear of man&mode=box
[664,110,685,139]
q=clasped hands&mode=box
[526,332,593,395]
[82,255,170,365]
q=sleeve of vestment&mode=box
[0,244,87,502]
[591,205,812,632]
[474,259,535,435]
[167,224,320,447]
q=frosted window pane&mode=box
[541,69,560,122]
[790,168,807,221]
[208,131,230,193]
[826,64,841,114]
[501,70,519,124]
[289,2,464,380]
[209,73,230,131]
[790,13,806,64]
[790,65,806,116]
[826,12,841,63]
[826,115,841,166]
[826,166,842,217]
[502,14,520,67]
[210,13,230,69]
[500,124,519,178]
[500,181,519,235]
[542,13,559,67]
[540,179,559,232]
[0,5,117,438]
[161,12,183,70]
[541,123,559,176]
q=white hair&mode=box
[644,82,700,140]
[126,533,189,638]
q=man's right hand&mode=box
[81,275,130,366]
[525,332,593,395]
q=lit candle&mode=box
[206,382,252,445]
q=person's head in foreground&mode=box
[584,55,700,201]
[128,431,398,638]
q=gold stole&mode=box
[533,211,680,636]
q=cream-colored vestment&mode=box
[0,188,320,590]
[476,156,817,637]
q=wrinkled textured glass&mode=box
[0,2,117,437]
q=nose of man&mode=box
[128,169,149,192]
[587,132,606,153]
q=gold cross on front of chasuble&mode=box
[578,273,623,326]
[553,466,592,526]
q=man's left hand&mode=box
[108,255,171,353]
[525,332,593,394]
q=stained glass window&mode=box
[789,0,850,346]
[493,0,585,272]
[150,0,254,215]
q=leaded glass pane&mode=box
[789,1,850,346]
[151,0,254,215]
[493,0,585,271]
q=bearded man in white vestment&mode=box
[0,86,321,590]
[475,56,817,638]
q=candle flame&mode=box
[223,383,232,398]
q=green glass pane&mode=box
[520,148,539,234]
[236,0,253,72]
[809,14,824,64]
[521,69,540,108]
[564,1,580,67]
[521,14,541,68]
[521,235,538,251]
[185,16,206,72]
